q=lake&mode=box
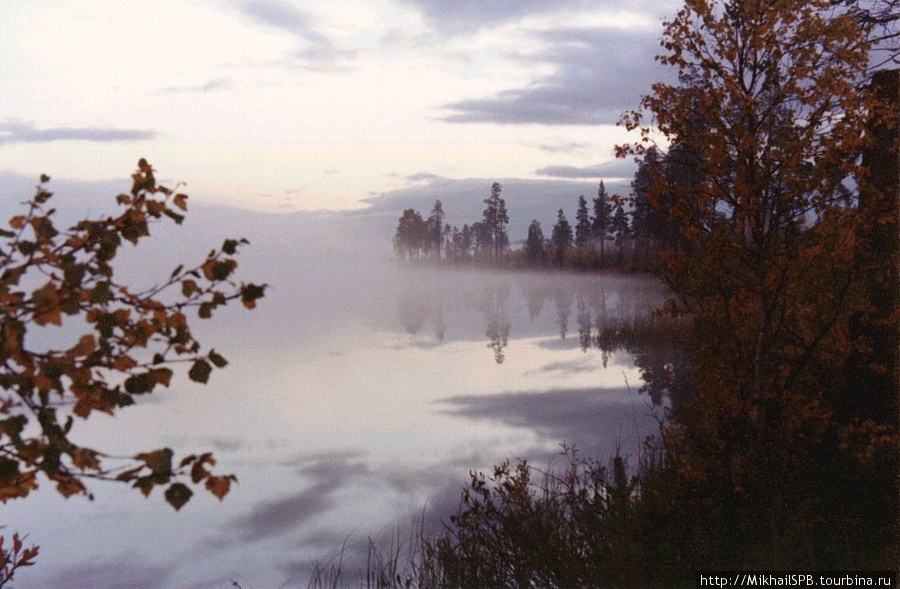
[4,205,676,588]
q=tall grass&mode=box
[303,444,656,589]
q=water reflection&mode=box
[395,268,691,406]
[480,284,511,364]
[398,287,445,341]
[436,387,660,454]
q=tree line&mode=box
[393,181,509,264]
[392,174,682,270]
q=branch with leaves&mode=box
[0,533,38,588]
[0,160,266,510]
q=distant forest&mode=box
[392,148,680,272]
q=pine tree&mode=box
[574,195,592,264]
[482,182,508,263]
[426,200,445,261]
[629,147,665,246]
[592,181,614,265]
[496,191,509,262]
[393,209,426,261]
[551,209,573,267]
[610,202,630,263]
[460,224,473,260]
[524,220,546,267]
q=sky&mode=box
[0,0,678,216]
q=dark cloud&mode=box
[398,0,673,37]
[241,0,313,32]
[230,488,333,542]
[534,159,636,179]
[279,448,368,472]
[385,339,445,351]
[156,77,234,95]
[535,337,589,351]
[400,0,582,34]
[0,119,155,144]
[237,0,357,71]
[536,141,591,154]
[527,357,602,375]
[36,554,171,589]
[436,387,659,452]
[440,26,673,125]
[205,436,247,452]
[405,172,442,182]
[529,355,633,376]
[275,464,477,586]
[227,450,369,543]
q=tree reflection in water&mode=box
[395,269,692,407]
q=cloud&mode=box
[527,357,604,376]
[156,77,234,95]
[404,172,442,183]
[36,553,171,589]
[399,0,635,37]
[534,159,636,179]
[439,26,672,125]
[0,119,155,144]
[436,387,659,452]
[237,0,357,71]
[227,450,369,543]
[535,337,587,351]
[536,141,591,155]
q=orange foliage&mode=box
[0,160,266,512]
[616,0,897,570]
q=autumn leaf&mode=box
[205,476,231,501]
[54,476,86,499]
[181,279,199,297]
[164,482,192,511]
[72,449,100,472]
[124,372,155,395]
[0,469,37,503]
[208,350,228,368]
[114,355,137,371]
[202,259,237,281]
[164,210,184,225]
[136,448,173,476]
[198,303,213,319]
[240,283,266,309]
[32,282,62,327]
[222,239,243,255]
[146,200,166,215]
[188,360,212,384]
[0,458,21,487]
[151,368,173,387]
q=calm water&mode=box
[5,206,673,588]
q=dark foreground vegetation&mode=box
[374,0,899,587]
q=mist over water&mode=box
[1,184,678,588]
